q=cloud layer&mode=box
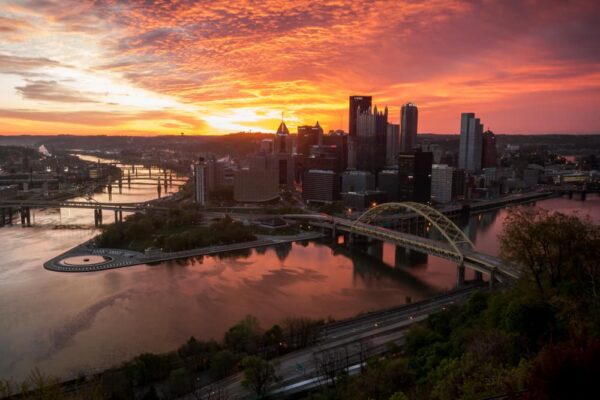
[0,0,599,135]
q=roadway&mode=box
[286,214,520,282]
[181,285,485,399]
[0,199,164,212]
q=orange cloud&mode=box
[0,0,599,135]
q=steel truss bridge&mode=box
[284,202,521,284]
[0,199,159,212]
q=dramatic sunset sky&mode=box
[0,0,599,136]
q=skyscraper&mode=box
[349,96,372,138]
[386,123,400,165]
[323,130,348,171]
[193,159,206,205]
[458,113,483,173]
[397,150,433,203]
[481,130,498,168]
[274,118,291,153]
[431,164,454,203]
[400,103,418,152]
[297,122,323,156]
[356,105,388,172]
[272,117,294,186]
[348,96,372,170]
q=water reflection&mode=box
[0,164,597,384]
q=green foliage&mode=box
[525,341,600,400]
[124,352,173,386]
[241,356,279,398]
[339,358,415,400]
[500,207,600,298]
[167,368,192,397]
[224,314,262,354]
[96,207,256,252]
[209,350,239,380]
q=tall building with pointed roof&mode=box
[272,115,294,186]
[297,121,323,156]
[356,104,388,172]
[276,120,290,135]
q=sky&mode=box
[0,0,599,136]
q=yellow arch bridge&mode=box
[284,202,520,286]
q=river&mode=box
[0,158,598,382]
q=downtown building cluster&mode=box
[192,96,504,209]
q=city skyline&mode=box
[0,0,599,136]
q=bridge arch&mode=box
[351,202,474,263]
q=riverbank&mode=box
[43,231,326,272]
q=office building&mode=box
[348,96,372,169]
[458,113,483,173]
[260,139,274,153]
[400,103,418,152]
[302,170,340,203]
[342,191,387,210]
[481,130,498,168]
[193,159,207,205]
[297,122,323,156]
[422,141,443,164]
[386,123,400,166]
[349,96,372,138]
[323,130,348,171]
[377,169,399,202]
[398,150,433,203]
[431,164,454,204]
[356,105,388,172]
[303,145,341,173]
[342,170,375,192]
[452,168,467,199]
[274,118,292,153]
[272,118,295,186]
[234,168,279,203]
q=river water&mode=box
[0,159,598,382]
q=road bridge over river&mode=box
[0,198,169,227]
[283,201,521,285]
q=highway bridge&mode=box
[284,202,521,285]
[0,198,168,227]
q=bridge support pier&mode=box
[474,271,483,282]
[581,191,587,201]
[94,208,103,227]
[489,269,497,289]
[19,206,31,227]
[395,246,428,267]
[456,263,465,287]
[366,240,383,260]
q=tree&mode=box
[210,350,238,380]
[167,368,192,397]
[500,207,600,297]
[224,315,262,354]
[525,341,600,400]
[241,356,279,398]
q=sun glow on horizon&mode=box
[0,0,599,136]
